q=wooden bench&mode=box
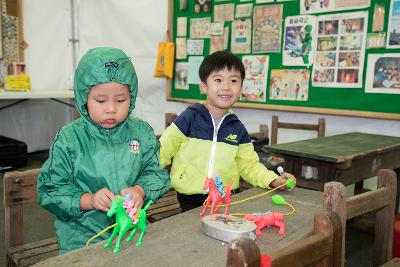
[323,169,397,267]
[147,190,181,222]
[4,168,59,267]
[226,210,343,267]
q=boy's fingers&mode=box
[104,190,115,199]
[134,200,143,209]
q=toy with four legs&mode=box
[103,196,152,253]
[233,195,295,237]
[243,211,285,236]
[86,195,152,254]
[200,176,234,216]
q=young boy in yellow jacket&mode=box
[160,51,295,211]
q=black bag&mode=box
[0,136,28,170]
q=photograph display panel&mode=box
[170,0,400,119]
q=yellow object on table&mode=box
[5,75,31,91]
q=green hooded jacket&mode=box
[37,47,170,253]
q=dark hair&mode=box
[199,51,245,84]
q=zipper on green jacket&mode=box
[104,129,117,192]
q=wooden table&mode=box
[33,187,322,267]
[265,132,400,197]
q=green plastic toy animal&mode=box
[103,196,152,254]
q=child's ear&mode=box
[199,81,207,94]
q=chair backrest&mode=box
[270,115,326,145]
[323,169,397,267]
[156,112,178,139]
[226,210,343,267]
[249,123,269,152]
[4,168,41,249]
[165,112,177,129]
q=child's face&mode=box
[200,67,242,116]
[87,82,131,129]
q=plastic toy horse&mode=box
[243,211,285,236]
[200,176,234,216]
[103,196,152,253]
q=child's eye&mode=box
[215,78,222,82]
[231,79,238,83]
[117,99,127,103]
[96,100,105,103]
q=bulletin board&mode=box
[166,0,400,120]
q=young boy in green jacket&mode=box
[160,51,295,212]
[37,47,170,253]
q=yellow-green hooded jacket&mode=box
[160,103,278,195]
[37,47,170,253]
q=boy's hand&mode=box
[270,172,296,190]
[120,185,145,209]
[92,188,115,212]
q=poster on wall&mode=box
[176,38,187,59]
[235,3,253,19]
[387,0,400,48]
[175,62,189,90]
[240,55,269,102]
[187,39,204,55]
[283,15,317,66]
[188,56,204,84]
[270,69,310,101]
[214,3,235,23]
[300,0,370,15]
[210,36,224,54]
[365,53,400,94]
[190,17,211,39]
[177,17,187,37]
[312,11,368,88]
[231,19,251,54]
[252,4,283,53]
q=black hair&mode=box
[199,51,245,84]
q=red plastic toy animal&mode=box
[200,177,234,216]
[243,211,285,236]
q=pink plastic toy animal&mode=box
[123,195,139,224]
[243,211,285,236]
[200,177,234,216]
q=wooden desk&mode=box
[265,132,400,194]
[33,187,322,266]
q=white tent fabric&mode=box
[0,0,399,153]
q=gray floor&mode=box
[0,153,374,267]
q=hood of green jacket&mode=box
[74,47,138,127]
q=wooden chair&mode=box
[226,210,343,267]
[323,169,397,267]
[250,123,269,152]
[4,168,59,267]
[164,112,177,129]
[270,115,326,145]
